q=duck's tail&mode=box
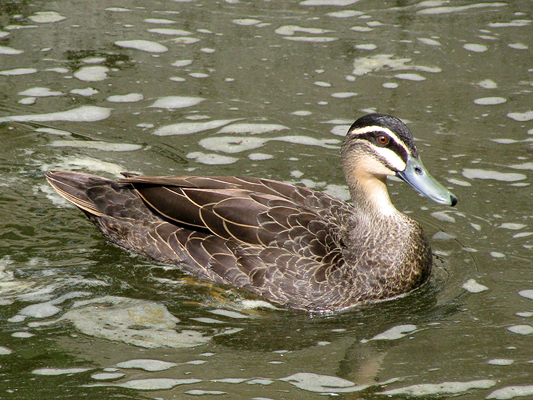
[45,170,112,217]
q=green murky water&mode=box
[1,1,533,399]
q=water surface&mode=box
[1,1,533,399]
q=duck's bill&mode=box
[397,156,457,206]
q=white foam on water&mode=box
[81,56,106,64]
[18,97,36,105]
[186,360,207,365]
[185,390,226,395]
[74,66,109,82]
[0,346,13,355]
[143,18,176,24]
[383,82,399,89]
[491,138,533,144]
[189,72,209,78]
[507,111,533,122]
[12,332,34,338]
[518,290,533,299]
[274,135,339,148]
[513,232,533,238]
[283,36,337,43]
[248,152,273,160]
[314,81,331,87]
[32,367,93,375]
[233,18,262,26]
[18,87,63,97]
[350,26,373,32]
[488,359,514,365]
[365,324,417,341]
[0,106,111,123]
[462,168,526,182]
[28,11,66,23]
[107,93,144,103]
[324,184,350,201]
[381,380,496,396]
[187,152,239,165]
[114,40,168,53]
[280,372,367,393]
[91,372,125,380]
[508,43,528,50]
[99,378,202,390]
[507,325,533,335]
[488,19,531,28]
[292,110,312,116]
[211,378,248,384]
[218,123,289,134]
[209,309,250,319]
[331,92,357,99]
[50,140,142,152]
[147,28,192,35]
[395,73,426,81]
[153,119,235,136]
[0,31,9,38]
[0,68,37,76]
[417,3,506,15]
[330,125,350,136]
[170,37,200,44]
[71,87,99,96]
[301,0,361,5]
[353,54,441,76]
[464,43,488,52]
[115,359,178,371]
[247,378,274,385]
[418,38,441,46]
[327,10,363,17]
[172,59,193,67]
[478,79,497,89]
[4,25,39,31]
[516,311,533,317]
[198,136,268,154]
[239,299,278,310]
[431,211,455,223]
[275,25,333,36]
[60,296,209,348]
[474,97,506,105]
[487,385,533,399]
[499,223,526,230]
[19,302,61,318]
[198,135,339,154]
[149,96,204,109]
[190,317,224,324]
[355,44,377,50]
[462,279,489,293]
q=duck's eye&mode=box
[376,135,389,146]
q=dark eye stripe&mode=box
[355,131,409,163]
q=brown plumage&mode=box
[46,114,457,311]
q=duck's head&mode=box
[341,114,457,210]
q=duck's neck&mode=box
[345,168,399,218]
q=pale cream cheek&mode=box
[373,147,407,172]
[358,157,397,177]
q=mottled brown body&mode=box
[46,171,432,311]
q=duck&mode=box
[46,114,457,312]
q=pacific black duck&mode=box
[46,114,457,311]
